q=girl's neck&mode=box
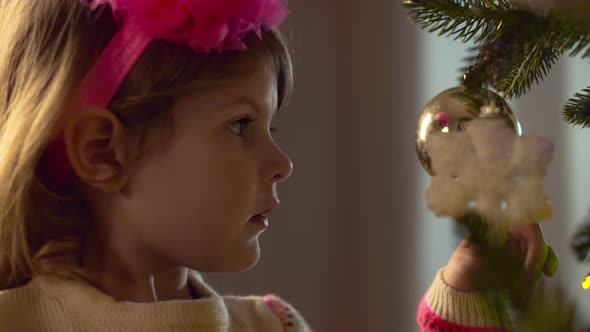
[80,227,194,302]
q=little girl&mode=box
[0,0,311,331]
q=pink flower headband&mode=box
[40,0,288,190]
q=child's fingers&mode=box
[529,240,548,276]
[516,225,545,274]
[543,246,559,277]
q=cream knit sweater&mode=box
[0,270,310,331]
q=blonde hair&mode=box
[0,1,293,290]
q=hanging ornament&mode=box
[416,86,522,175]
[417,86,554,244]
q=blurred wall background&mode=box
[205,1,590,331]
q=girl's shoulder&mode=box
[222,293,313,332]
[188,270,312,331]
[0,279,56,330]
[0,278,45,307]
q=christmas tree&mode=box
[405,1,590,330]
[405,0,590,126]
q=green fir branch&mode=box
[494,33,561,98]
[468,11,564,98]
[403,0,590,126]
[403,0,515,43]
[563,87,590,128]
[550,17,590,56]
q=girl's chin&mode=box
[195,240,261,273]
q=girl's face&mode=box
[110,46,293,273]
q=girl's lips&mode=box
[254,202,279,217]
[248,214,269,227]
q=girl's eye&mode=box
[230,117,280,138]
[230,117,254,137]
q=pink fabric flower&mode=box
[80,0,288,52]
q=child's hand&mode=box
[442,223,559,292]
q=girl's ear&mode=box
[64,106,130,193]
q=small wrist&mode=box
[442,265,480,292]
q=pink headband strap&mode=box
[79,18,152,109]
[39,19,151,189]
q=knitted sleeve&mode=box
[263,294,312,332]
[417,268,511,332]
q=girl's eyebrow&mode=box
[222,96,277,117]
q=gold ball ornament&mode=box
[416,86,522,175]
